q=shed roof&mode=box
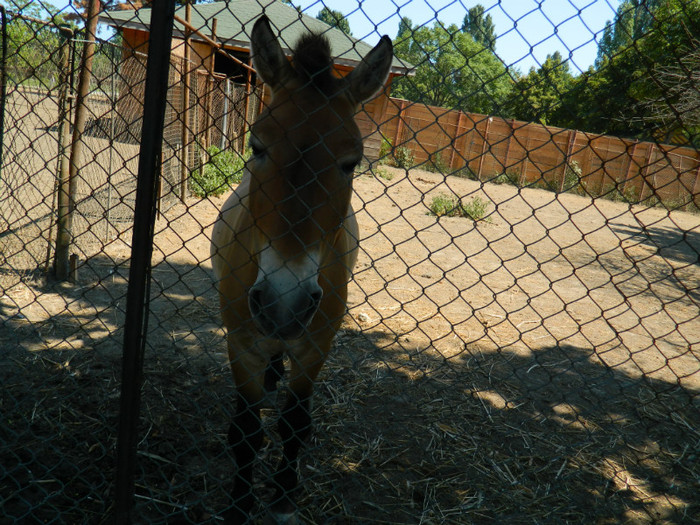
[100,0,412,75]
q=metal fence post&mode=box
[114,1,176,523]
[0,7,7,173]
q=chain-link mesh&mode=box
[1,1,698,523]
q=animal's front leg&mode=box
[225,342,267,523]
[264,353,285,397]
[269,390,312,521]
[267,358,324,523]
[226,391,263,524]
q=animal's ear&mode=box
[250,16,293,90]
[345,36,393,104]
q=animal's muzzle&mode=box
[249,280,323,340]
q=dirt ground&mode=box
[1,87,699,522]
[2,155,699,523]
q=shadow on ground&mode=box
[1,254,698,524]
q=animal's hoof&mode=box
[222,506,249,525]
[263,510,299,525]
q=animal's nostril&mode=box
[248,287,264,317]
[309,289,322,310]
[300,288,322,321]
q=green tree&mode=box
[316,7,352,36]
[1,1,69,87]
[566,0,700,142]
[595,0,660,66]
[397,16,412,40]
[279,0,302,14]
[462,4,496,50]
[392,21,510,114]
[507,52,574,125]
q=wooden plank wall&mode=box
[376,97,700,209]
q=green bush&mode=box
[426,151,449,174]
[374,166,393,181]
[428,194,489,221]
[378,134,393,165]
[190,146,246,197]
[562,160,584,194]
[394,146,415,169]
[454,165,477,180]
[491,170,521,186]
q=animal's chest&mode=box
[247,333,308,360]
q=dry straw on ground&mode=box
[2,164,698,523]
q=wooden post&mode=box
[204,17,218,153]
[393,99,407,148]
[240,58,253,153]
[55,0,100,281]
[503,120,516,175]
[448,111,464,170]
[558,129,577,193]
[371,84,391,165]
[519,130,531,186]
[179,2,192,203]
[476,117,492,181]
[619,139,639,199]
[639,143,656,202]
[46,24,74,274]
[689,154,700,211]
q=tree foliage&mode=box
[392,20,510,114]
[563,0,700,142]
[1,1,70,87]
[316,7,352,36]
[594,0,661,66]
[507,52,574,125]
[462,4,496,50]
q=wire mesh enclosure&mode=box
[1,0,698,523]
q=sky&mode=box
[294,0,622,74]
[42,0,622,75]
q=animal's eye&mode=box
[249,139,265,159]
[340,160,359,174]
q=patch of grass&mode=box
[394,146,415,170]
[190,146,247,197]
[533,177,558,192]
[378,134,393,166]
[491,170,521,186]
[453,165,478,180]
[425,151,449,174]
[374,166,393,181]
[428,194,489,221]
[562,161,584,195]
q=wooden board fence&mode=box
[377,97,700,209]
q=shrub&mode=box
[374,166,393,181]
[428,194,489,221]
[394,146,415,169]
[562,160,584,194]
[491,170,520,186]
[426,151,449,174]
[190,146,246,197]
[378,135,393,165]
[462,195,489,221]
[454,165,477,180]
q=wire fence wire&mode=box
[0,0,698,523]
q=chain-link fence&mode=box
[1,0,698,523]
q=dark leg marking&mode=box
[270,392,312,515]
[226,394,264,524]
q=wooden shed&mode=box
[99,0,412,161]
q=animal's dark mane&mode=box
[292,32,336,92]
